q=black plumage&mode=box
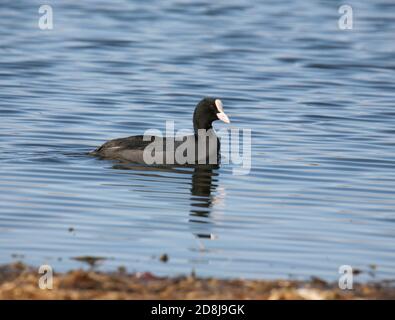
[90,97,230,165]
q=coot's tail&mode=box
[87,147,101,156]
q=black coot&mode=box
[90,97,230,165]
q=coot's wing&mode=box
[90,134,217,164]
[94,135,156,153]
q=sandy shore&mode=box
[0,262,394,300]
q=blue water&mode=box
[0,0,395,281]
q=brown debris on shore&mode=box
[0,262,394,300]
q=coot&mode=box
[90,97,230,165]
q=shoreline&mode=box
[0,262,394,299]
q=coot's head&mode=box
[193,97,230,132]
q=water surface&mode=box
[1,0,395,281]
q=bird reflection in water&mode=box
[189,165,222,240]
[111,163,224,241]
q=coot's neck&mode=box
[193,118,213,136]
[193,123,213,135]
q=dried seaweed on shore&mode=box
[0,263,394,300]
